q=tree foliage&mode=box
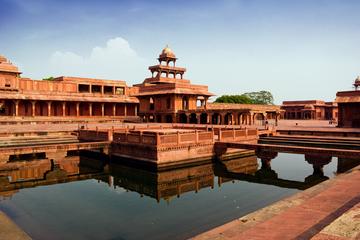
[214,91,274,105]
[42,76,54,81]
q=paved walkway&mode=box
[193,166,360,240]
[0,211,31,240]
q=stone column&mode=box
[217,114,221,125]
[112,103,116,116]
[135,105,138,116]
[101,103,105,117]
[76,102,80,117]
[47,101,52,117]
[62,102,66,117]
[89,103,93,116]
[31,101,36,117]
[207,113,212,124]
[14,100,19,116]
[220,114,225,125]
[124,104,127,117]
[196,113,201,124]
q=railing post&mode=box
[156,133,161,145]
[177,131,180,145]
[211,128,215,143]
[107,130,113,142]
[219,128,222,141]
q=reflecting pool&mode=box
[0,152,357,240]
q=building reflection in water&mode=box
[0,150,359,202]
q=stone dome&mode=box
[355,76,360,83]
[160,45,176,58]
[0,55,7,63]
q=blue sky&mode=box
[1,0,360,104]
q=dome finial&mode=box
[160,45,176,58]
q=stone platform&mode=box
[193,165,360,240]
[78,125,272,168]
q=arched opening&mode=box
[179,113,188,123]
[254,113,265,125]
[0,100,14,116]
[182,96,189,110]
[92,103,102,116]
[224,113,233,125]
[156,115,162,123]
[212,113,220,124]
[189,113,198,124]
[35,101,48,116]
[200,113,208,124]
[149,97,154,111]
[165,115,173,123]
[79,102,90,116]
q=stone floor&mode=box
[193,165,360,240]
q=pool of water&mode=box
[0,152,352,240]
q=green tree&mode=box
[214,91,274,105]
[214,94,253,104]
[243,91,274,105]
[42,76,54,81]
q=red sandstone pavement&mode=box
[193,166,360,240]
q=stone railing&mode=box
[218,128,258,142]
[78,129,111,142]
[78,126,261,146]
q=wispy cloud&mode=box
[49,37,147,83]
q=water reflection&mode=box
[1,152,360,240]
[1,150,359,201]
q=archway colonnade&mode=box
[0,100,138,117]
[141,110,281,126]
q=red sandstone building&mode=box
[336,77,360,128]
[132,47,281,125]
[281,100,338,121]
[0,55,138,120]
[0,47,281,125]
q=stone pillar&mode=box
[207,114,211,124]
[62,102,66,117]
[220,114,225,125]
[76,102,80,117]
[135,105,138,116]
[14,100,19,116]
[217,114,221,125]
[249,113,254,125]
[124,104,127,117]
[89,103,93,116]
[47,101,52,117]
[230,114,234,125]
[31,101,36,117]
[101,103,105,117]
[196,113,201,124]
[112,104,116,116]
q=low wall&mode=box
[79,127,261,166]
[278,129,360,138]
